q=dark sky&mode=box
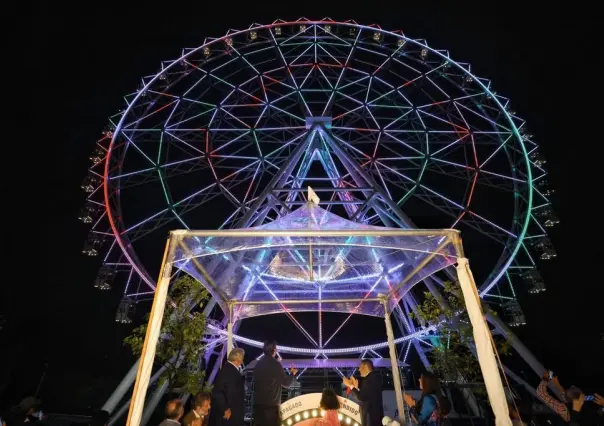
[5,1,601,414]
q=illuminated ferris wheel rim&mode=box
[102,18,535,304]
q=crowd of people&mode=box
[2,341,602,426]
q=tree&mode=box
[411,281,510,383]
[124,275,212,394]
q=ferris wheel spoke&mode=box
[111,157,207,189]
[270,31,312,117]
[374,159,512,243]
[413,180,516,241]
[427,157,522,192]
[316,42,344,68]
[163,130,206,156]
[382,131,426,156]
[453,100,512,133]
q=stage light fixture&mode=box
[282,412,356,426]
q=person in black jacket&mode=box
[343,360,383,426]
[566,386,604,426]
[210,349,246,426]
[252,340,298,426]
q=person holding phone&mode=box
[565,386,604,425]
[252,340,298,426]
[536,371,570,422]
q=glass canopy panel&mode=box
[172,205,457,319]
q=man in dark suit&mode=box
[183,393,211,426]
[252,340,297,426]
[344,360,384,426]
[209,348,246,426]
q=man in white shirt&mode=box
[183,393,211,426]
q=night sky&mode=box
[5,1,601,414]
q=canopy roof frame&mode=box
[173,225,461,316]
[125,204,512,426]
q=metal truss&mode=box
[85,19,559,421]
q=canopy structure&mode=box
[245,358,408,370]
[126,194,513,426]
[172,202,458,320]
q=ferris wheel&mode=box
[81,17,558,415]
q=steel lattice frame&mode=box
[82,18,559,416]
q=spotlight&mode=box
[420,48,428,60]
[397,38,406,47]
[275,27,282,36]
[311,410,318,417]
[338,414,343,421]
[346,418,351,424]
[295,415,300,422]
[324,25,331,33]
[287,420,292,426]
[373,32,382,42]
[303,412,309,419]
[299,25,307,32]
[249,31,258,41]
[203,46,211,57]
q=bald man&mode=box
[159,399,185,426]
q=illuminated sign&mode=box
[279,393,362,426]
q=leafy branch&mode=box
[411,281,510,383]
[124,275,212,394]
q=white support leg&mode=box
[456,258,512,426]
[227,322,234,354]
[423,279,481,417]
[227,302,234,354]
[126,237,177,426]
[382,300,407,424]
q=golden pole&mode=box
[126,235,176,426]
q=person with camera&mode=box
[565,385,604,426]
[252,340,298,426]
[537,370,604,425]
